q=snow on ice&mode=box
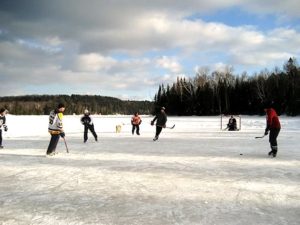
[0,115,299,225]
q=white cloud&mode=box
[74,53,117,72]
[212,63,232,73]
[0,0,300,99]
[156,56,182,73]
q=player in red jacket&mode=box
[264,103,281,157]
[131,112,142,135]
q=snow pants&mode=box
[155,126,163,138]
[84,124,97,142]
[269,128,280,151]
[132,125,140,135]
[46,134,60,155]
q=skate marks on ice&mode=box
[0,135,300,225]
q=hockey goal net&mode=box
[220,114,241,131]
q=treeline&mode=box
[154,58,300,116]
[0,95,154,115]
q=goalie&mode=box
[227,116,237,131]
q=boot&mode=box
[271,146,278,157]
[268,150,273,156]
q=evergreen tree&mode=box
[153,58,300,116]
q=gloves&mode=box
[151,120,154,126]
[264,129,269,135]
[60,132,65,138]
[4,126,8,132]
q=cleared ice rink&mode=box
[0,115,299,225]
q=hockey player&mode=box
[131,112,142,135]
[46,103,66,156]
[227,116,237,131]
[0,108,8,149]
[151,107,167,141]
[81,109,98,143]
[264,102,281,157]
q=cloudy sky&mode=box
[0,0,299,100]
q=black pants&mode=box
[46,134,60,154]
[269,128,280,151]
[132,125,140,135]
[228,125,236,131]
[84,124,97,142]
[0,129,2,146]
[155,126,163,137]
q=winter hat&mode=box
[0,108,6,113]
[161,106,166,111]
[57,103,65,109]
[84,109,89,114]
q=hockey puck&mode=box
[240,153,243,155]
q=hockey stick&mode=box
[255,134,266,139]
[165,124,175,129]
[62,137,69,153]
[157,124,175,129]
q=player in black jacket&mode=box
[151,107,167,141]
[81,109,98,143]
[227,116,237,131]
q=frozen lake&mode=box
[0,115,299,225]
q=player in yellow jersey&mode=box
[46,103,66,156]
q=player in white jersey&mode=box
[46,103,66,156]
[0,108,8,148]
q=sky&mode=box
[0,0,300,100]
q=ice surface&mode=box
[0,115,299,225]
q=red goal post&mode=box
[220,114,241,131]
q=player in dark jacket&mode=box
[227,116,237,131]
[151,107,167,141]
[0,108,8,148]
[81,109,98,143]
[264,103,281,157]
